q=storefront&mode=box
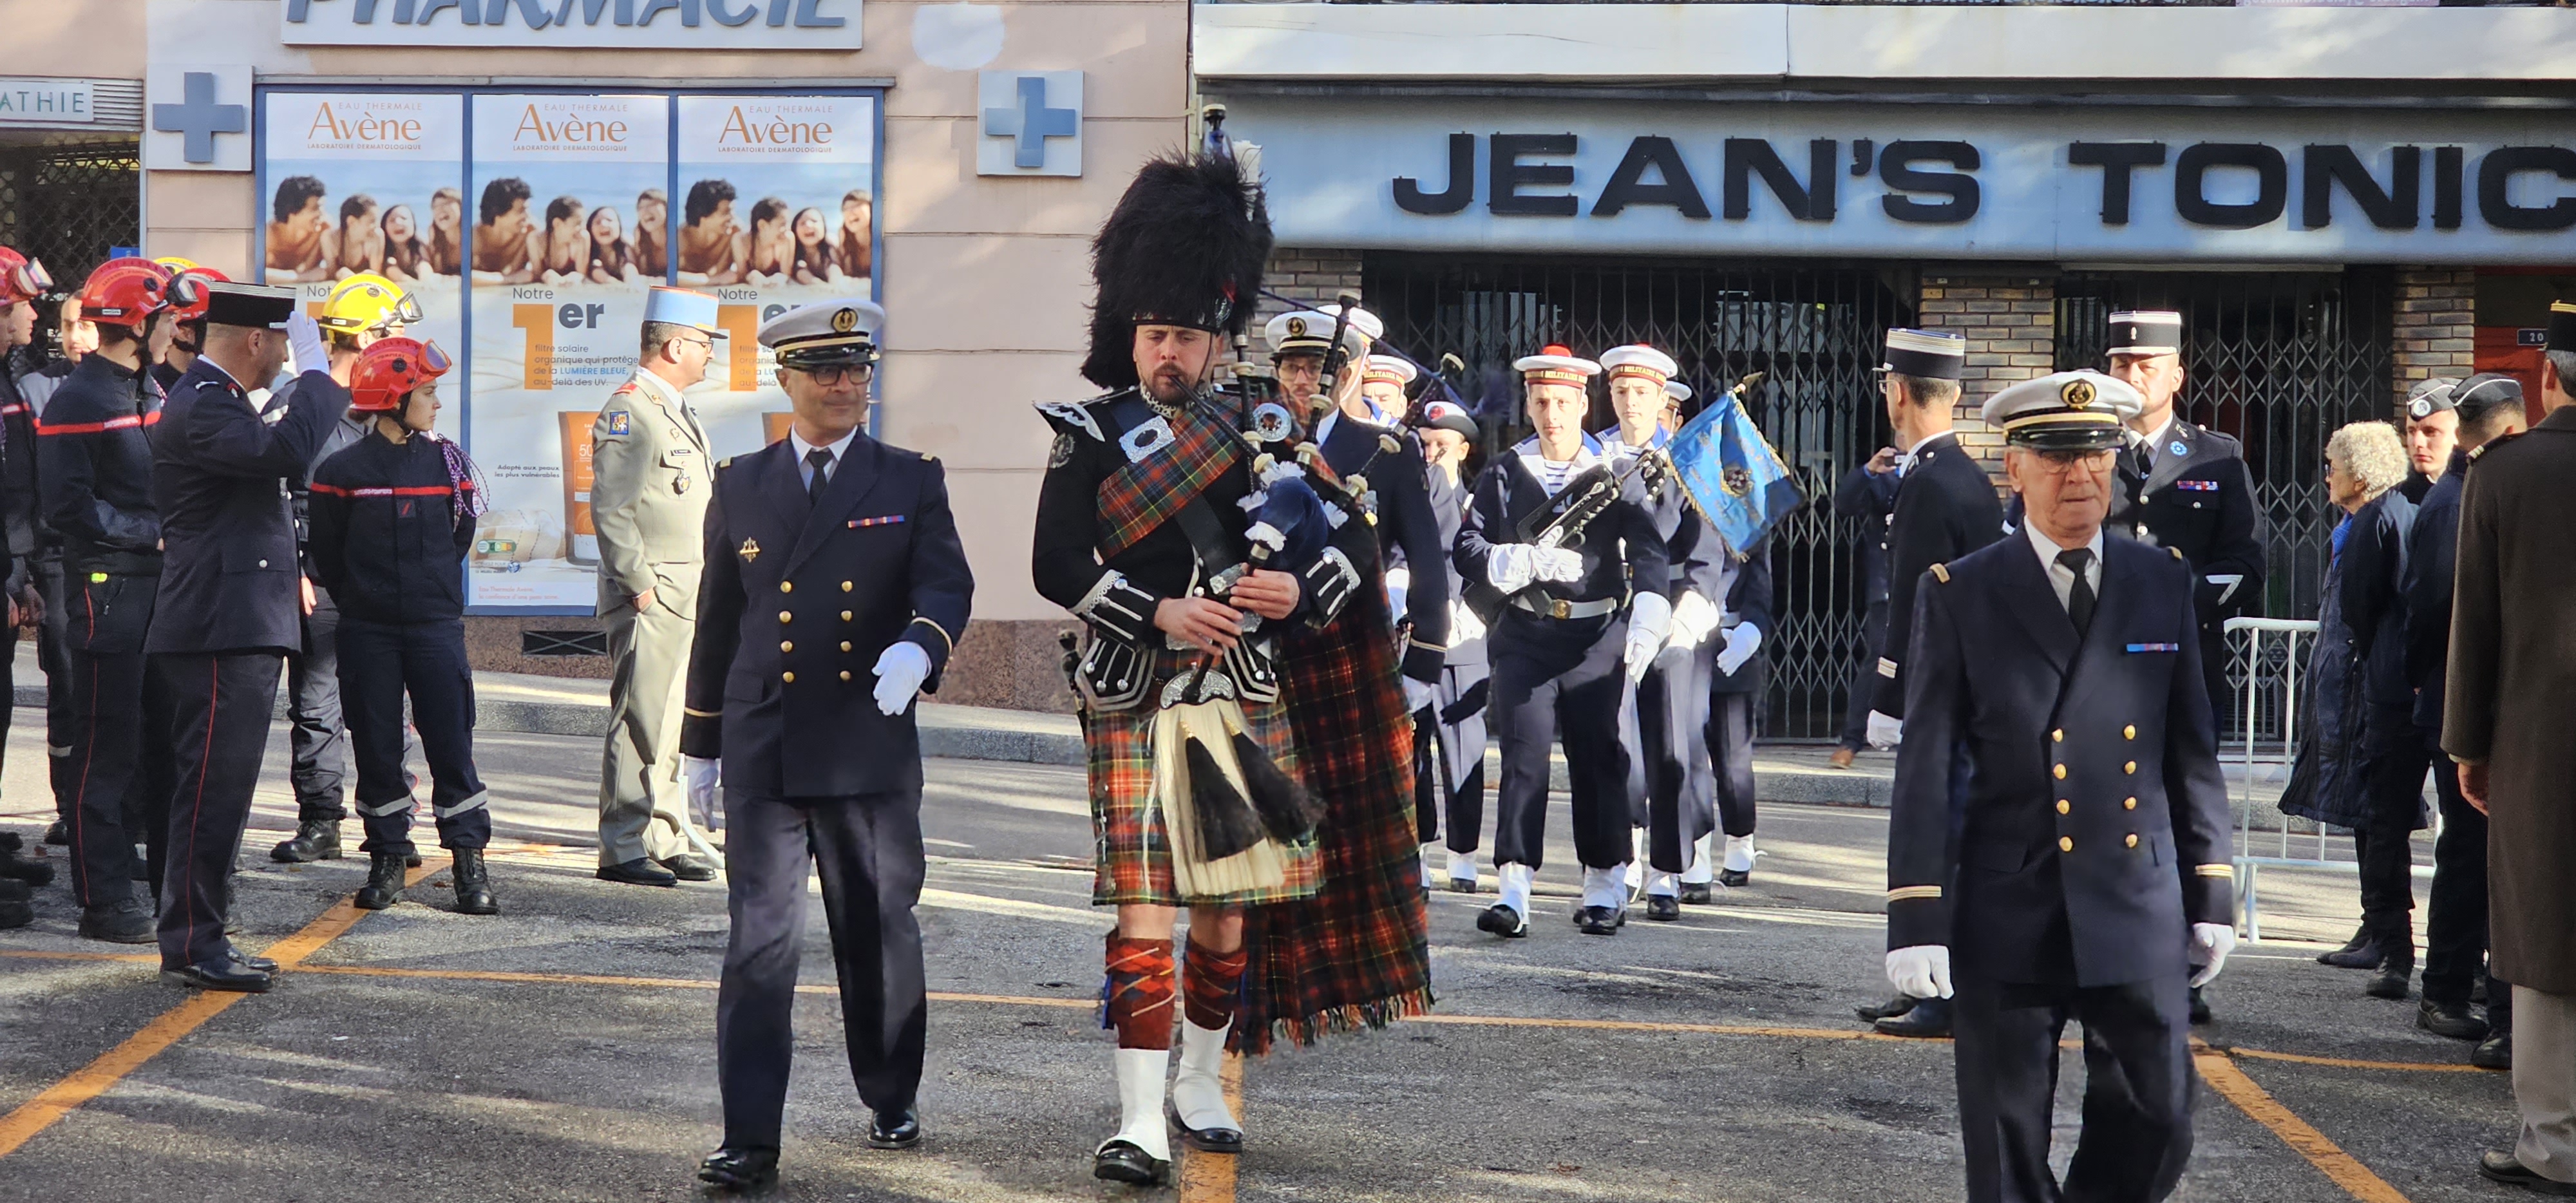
[1199,3,2576,738]
[0,0,1191,707]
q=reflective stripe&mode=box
[309,483,453,498]
[36,410,161,436]
[433,791,490,820]
[359,796,413,817]
[1887,885,1943,902]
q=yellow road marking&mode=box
[2194,1042,2414,1203]
[2228,1046,2494,1074]
[0,861,435,1159]
[1177,1056,1243,1203]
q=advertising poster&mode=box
[672,95,878,449]
[464,93,670,609]
[259,92,466,372]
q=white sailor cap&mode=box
[1982,370,2142,453]
[1264,305,1381,359]
[1359,354,1416,388]
[1665,379,1694,404]
[1598,344,1679,386]
[644,286,726,337]
[757,298,884,369]
[1513,344,1600,388]
[2107,310,2184,358]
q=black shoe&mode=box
[79,896,156,944]
[658,853,719,882]
[867,1106,922,1150]
[450,849,498,916]
[1875,998,1951,1038]
[2189,986,2213,1025]
[353,852,407,911]
[1093,1139,1170,1186]
[597,857,678,887]
[1577,905,1626,936]
[1645,895,1681,922]
[1445,876,1479,894]
[2481,1149,2576,1195]
[1679,882,1714,905]
[2320,922,2371,963]
[43,819,69,846]
[1718,868,1750,888]
[0,878,24,902]
[2367,959,2414,1000]
[1856,994,1920,1023]
[2419,998,2490,1041]
[1475,903,1528,938]
[270,820,343,863]
[1170,1103,1243,1155]
[697,1145,779,1191]
[160,957,274,993]
[2320,936,2385,970]
[223,944,279,974]
[0,849,55,887]
[2476,1032,2515,1071]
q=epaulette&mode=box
[922,451,937,461]
[1033,393,1120,442]
[2170,546,2185,560]
[717,456,734,469]
[2468,430,2526,464]
[1929,563,1949,583]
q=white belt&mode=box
[1510,594,1619,620]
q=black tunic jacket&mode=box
[1871,433,2005,719]
[37,354,163,579]
[307,429,476,625]
[145,362,348,656]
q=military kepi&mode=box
[2548,299,2576,353]
[644,286,726,337]
[202,281,298,329]
[1983,370,2143,453]
[1880,328,1965,381]
[2107,310,2183,357]
[759,299,884,370]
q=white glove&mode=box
[1667,591,1719,650]
[1624,590,1672,684]
[1486,544,1539,593]
[1448,600,1486,645]
[871,641,933,716]
[1886,945,1954,999]
[1402,677,1437,715]
[2188,922,2237,988]
[285,310,330,379]
[681,755,721,831]
[1531,547,1585,583]
[1716,623,1763,676]
[1866,710,1903,750]
[1385,566,1410,620]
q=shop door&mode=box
[1363,253,1917,742]
[2055,269,2394,741]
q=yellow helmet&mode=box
[317,272,424,334]
[152,255,202,273]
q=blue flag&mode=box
[1667,384,1804,560]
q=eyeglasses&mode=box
[2032,450,2117,477]
[674,335,714,354]
[792,364,873,387]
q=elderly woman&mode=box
[2281,419,2423,999]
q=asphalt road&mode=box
[0,716,2523,1202]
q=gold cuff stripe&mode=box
[2195,864,2234,878]
[683,706,721,718]
[1887,885,1944,902]
[907,616,956,656]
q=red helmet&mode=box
[78,258,184,330]
[0,246,50,306]
[350,337,453,412]
[166,265,230,324]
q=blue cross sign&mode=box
[153,72,247,166]
[981,73,1079,171]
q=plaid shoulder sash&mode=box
[1097,397,1243,560]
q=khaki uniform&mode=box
[591,368,712,866]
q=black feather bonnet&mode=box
[1082,152,1272,390]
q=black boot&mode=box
[43,819,70,846]
[2318,921,2371,963]
[450,849,498,916]
[2319,924,2385,970]
[2367,916,2416,1000]
[353,852,406,910]
[0,842,53,887]
[271,820,343,863]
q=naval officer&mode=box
[685,299,973,1191]
[1884,370,2237,1203]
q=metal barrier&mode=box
[2224,616,2434,940]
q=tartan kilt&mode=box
[1235,585,1436,1056]
[1083,642,1321,908]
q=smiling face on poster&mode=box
[465,93,670,607]
[260,93,465,377]
[672,95,878,448]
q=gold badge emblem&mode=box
[1286,317,1308,338]
[1721,465,1754,497]
[831,307,858,334]
[739,538,761,562]
[2062,379,2097,409]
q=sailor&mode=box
[1262,304,1379,413]
[1884,370,2237,1203]
[1415,399,1492,891]
[1358,352,1416,423]
[1455,345,1671,938]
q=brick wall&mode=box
[2392,267,2477,417]
[1261,247,1367,320]
[1916,272,2056,474]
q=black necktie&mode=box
[2058,547,2096,637]
[804,448,834,507]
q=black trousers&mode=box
[1839,599,1888,753]
[339,618,488,856]
[153,652,283,971]
[33,556,76,820]
[1707,687,1758,838]
[61,573,173,911]
[719,789,928,1148]
[1952,970,2197,1203]
[1639,640,1714,875]
[287,589,350,823]
[2353,704,2427,923]
[2423,730,2507,1025]
[1490,611,1633,872]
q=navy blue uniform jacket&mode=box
[681,433,974,800]
[307,430,477,625]
[1454,443,1672,614]
[37,354,162,580]
[1870,433,2003,719]
[1884,535,2235,987]
[146,363,350,656]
